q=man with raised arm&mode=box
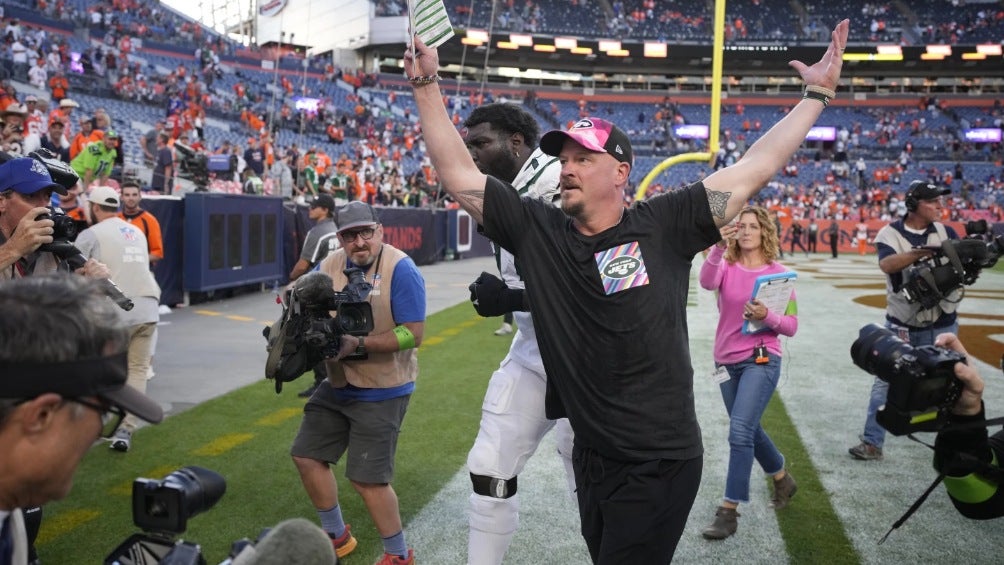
[406,19,848,563]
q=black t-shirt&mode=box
[483,177,719,461]
[151,147,173,190]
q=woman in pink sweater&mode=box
[697,205,799,541]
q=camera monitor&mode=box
[207,154,233,173]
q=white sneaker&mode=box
[110,429,132,452]
[494,323,513,336]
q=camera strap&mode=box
[878,472,945,544]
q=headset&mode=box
[904,179,930,213]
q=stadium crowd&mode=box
[1,0,1002,217]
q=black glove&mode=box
[468,271,528,317]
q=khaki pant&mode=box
[122,322,157,432]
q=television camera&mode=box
[900,220,1003,310]
[263,269,374,392]
[173,142,210,189]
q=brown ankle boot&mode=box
[771,470,798,510]
[701,506,739,540]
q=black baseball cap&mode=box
[539,117,633,165]
[310,194,336,211]
[906,180,950,202]
[0,352,163,424]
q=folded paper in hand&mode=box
[412,0,454,48]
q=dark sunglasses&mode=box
[72,397,126,438]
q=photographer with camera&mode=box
[931,333,1004,519]
[290,201,426,565]
[0,157,108,280]
[849,180,960,462]
[0,274,163,565]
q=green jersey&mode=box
[71,141,117,181]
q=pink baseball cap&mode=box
[539,117,633,165]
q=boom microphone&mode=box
[293,271,337,310]
[230,518,336,565]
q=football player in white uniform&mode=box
[463,104,577,564]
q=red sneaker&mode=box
[329,524,357,559]
[374,548,414,565]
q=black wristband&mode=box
[802,90,830,107]
[502,288,528,313]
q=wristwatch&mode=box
[354,336,366,357]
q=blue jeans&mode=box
[860,321,959,448]
[719,354,785,504]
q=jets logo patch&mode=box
[602,256,640,279]
[595,242,649,295]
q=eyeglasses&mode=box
[72,397,125,438]
[339,227,376,242]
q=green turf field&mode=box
[38,305,509,564]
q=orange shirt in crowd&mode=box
[315,153,332,175]
[70,130,103,160]
[120,210,164,262]
[49,75,69,100]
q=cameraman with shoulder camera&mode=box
[931,333,1004,519]
[849,180,960,462]
[290,201,426,565]
[0,274,163,565]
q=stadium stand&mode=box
[0,0,1000,218]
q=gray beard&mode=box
[561,198,584,221]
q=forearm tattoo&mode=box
[457,189,485,211]
[706,188,731,220]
